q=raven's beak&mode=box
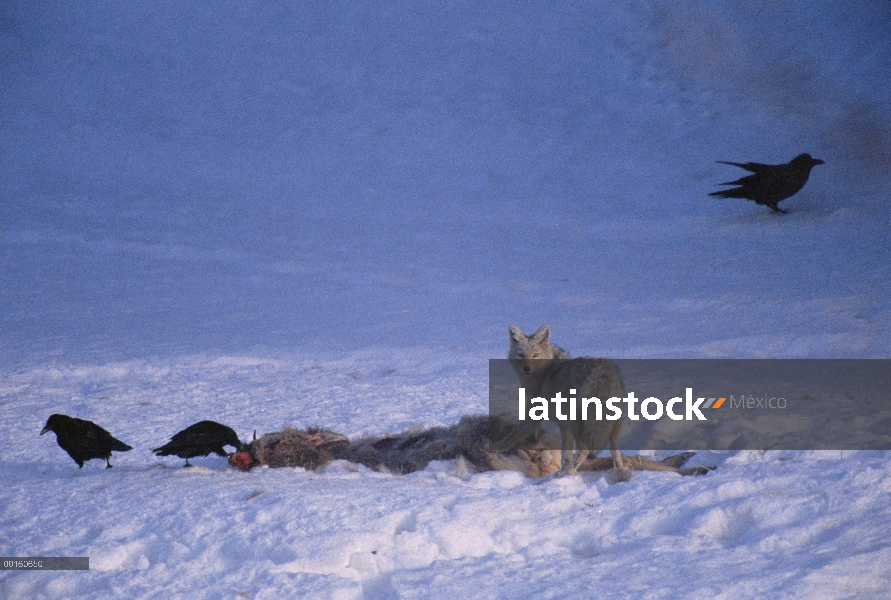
[40,425,50,435]
[813,158,825,165]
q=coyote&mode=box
[507,324,629,478]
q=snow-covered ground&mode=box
[2,1,890,598]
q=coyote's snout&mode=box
[508,324,630,479]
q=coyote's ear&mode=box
[531,324,550,343]
[509,324,525,341]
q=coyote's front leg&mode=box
[556,424,588,476]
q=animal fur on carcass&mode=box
[229,416,711,477]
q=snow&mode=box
[2,0,890,597]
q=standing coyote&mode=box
[508,324,629,478]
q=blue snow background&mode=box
[1,1,890,598]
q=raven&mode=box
[40,414,133,468]
[709,153,824,213]
[153,420,244,467]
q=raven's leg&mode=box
[184,459,192,468]
[105,458,113,468]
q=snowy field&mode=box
[2,1,890,598]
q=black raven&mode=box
[153,420,244,467]
[709,153,824,213]
[40,414,133,468]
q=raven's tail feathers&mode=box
[111,439,133,452]
[708,189,745,199]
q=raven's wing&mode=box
[716,160,771,173]
[80,420,132,452]
[153,427,239,456]
[715,173,759,187]
[153,432,207,454]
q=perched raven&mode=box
[153,420,244,467]
[40,414,133,468]
[709,153,824,213]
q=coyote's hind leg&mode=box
[609,424,632,481]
